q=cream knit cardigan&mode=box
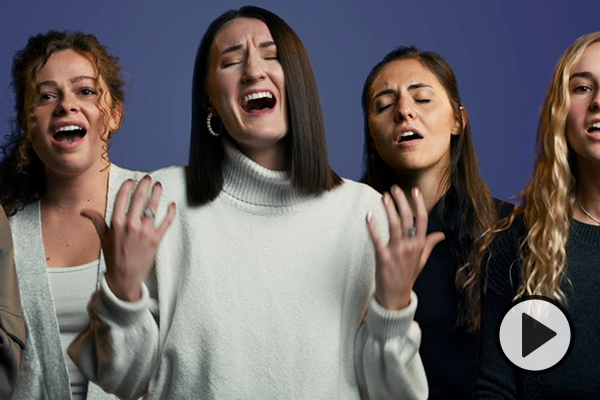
[69,145,428,400]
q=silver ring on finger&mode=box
[403,226,416,239]
[142,206,156,221]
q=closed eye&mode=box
[415,99,430,103]
[222,61,241,68]
[376,104,392,113]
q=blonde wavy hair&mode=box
[477,32,600,321]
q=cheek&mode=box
[566,103,585,134]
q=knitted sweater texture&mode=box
[69,144,428,400]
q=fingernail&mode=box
[143,174,151,181]
[382,193,389,205]
[413,187,419,197]
[155,181,162,188]
[366,211,373,222]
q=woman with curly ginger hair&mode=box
[476,32,600,399]
[0,31,169,399]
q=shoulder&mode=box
[150,165,186,182]
[321,178,388,240]
[151,165,187,205]
[327,178,382,207]
[484,213,527,297]
[492,197,515,219]
[110,163,147,183]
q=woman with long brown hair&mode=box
[0,31,174,399]
[476,32,600,399]
[361,46,504,399]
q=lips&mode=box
[51,122,87,149]
[241,90,276,114]
[587,121,600,134]
[395,127,423,144]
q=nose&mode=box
[242,52,266,84]
[54,93,79,115]
[590,88,600,112]
[394,98,415,122]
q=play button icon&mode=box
[498,296,573,372]
[521,312,556,357]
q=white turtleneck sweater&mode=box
[68,144,427,400]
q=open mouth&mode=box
[396,130,423,143]
[241,91,276,113]
[53,124,87,143]
[587,122,600,134]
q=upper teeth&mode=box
[243,92,273,104]
[401,131,416,137]
[57,125,82,132]
[591,122,600,129]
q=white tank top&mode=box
[48,259,99,400]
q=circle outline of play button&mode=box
[496,295,574,374]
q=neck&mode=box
[575,157,600,224]
[394,163,450,213]
[233,139,290,171]
[42,163,110,210]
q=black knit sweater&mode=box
[476,216,600,399]
[414,189,511,399]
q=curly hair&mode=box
[478,32,600,320]
[0,30,125,216]
[361,46,498,332]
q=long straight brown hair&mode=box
[361,46,498,332]
[186,6,341,205]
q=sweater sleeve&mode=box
[67,275,159,400]
[0,207,26,398]
[355,293,428,400]
[475,223,522,399]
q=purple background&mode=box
[0,0,598,200]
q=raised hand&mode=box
[82,175,176,302]
[366,185,445,310]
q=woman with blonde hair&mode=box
[476,32,600,399]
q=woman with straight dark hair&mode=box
[69,6,444,400]
[476,32,600,399]
[361,46,504,399]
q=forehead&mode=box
[573,41,600,74]
[371,59,442,92]
[212,17,273,51]
[36,49,97,82]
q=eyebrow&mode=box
[372,83,433,101]
[570,71,595,81]
[220,41,276,56]
[37,75,98,86]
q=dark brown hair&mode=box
[361,46,497,332]
[0,30,125,216]
[186,6,341,205]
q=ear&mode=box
[108,102,123,132]
[451,106,467,136]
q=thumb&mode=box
[419,231,445,268]
[81,209,108,240]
